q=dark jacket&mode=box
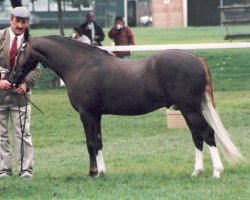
[0,28,41,106]
[108,26,135,58]
[79,21,105,46]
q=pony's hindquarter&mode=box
[199,56,243,164]
[185,56,243,178]
[203,93,243,164]
[198,57,215,107]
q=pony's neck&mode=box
[32,37,82,82]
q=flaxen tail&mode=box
[198,56,243,164]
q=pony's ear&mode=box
[24,28,30,42]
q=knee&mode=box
[97,140,103,150]
[86,140,97,152]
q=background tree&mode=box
[56,0,65,36]
[10,0,22,7]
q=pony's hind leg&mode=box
[182,109,224,178]
[209,146,224,178]
[192,148,204,176]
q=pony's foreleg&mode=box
[80,112,106,177]
[95,116,106,176]
[192,148,204,176]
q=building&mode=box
[151,0,250,28]
[94,0,151,27]
[152,0,221,28]
[1,0,248,29]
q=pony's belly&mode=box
[101,103,165,116]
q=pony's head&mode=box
[9,40,39,88]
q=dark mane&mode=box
[38,35,110,56]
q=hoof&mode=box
[88,170,98,178]
[97,171,106,178]
[192,169,204,176]
[88,170,106,178]
[212,167,224,178]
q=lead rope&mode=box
[15,94,27,174]
[23,94,44,115]
[14,90,44,175]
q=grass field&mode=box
[0,27,249,199]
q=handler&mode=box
[79,11,105,46]
[0,7,40,179]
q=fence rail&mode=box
[61,42,250,87]
[100,42,250,52]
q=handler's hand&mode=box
[0,80,12,90]
[15,82,28,95]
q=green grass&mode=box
[30,26,250,44]
[1,90,249,199]
[0,27,249,199]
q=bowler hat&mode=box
[10,6,31,20]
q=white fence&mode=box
[100,42,250,52]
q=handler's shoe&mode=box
[0,172,12,179]
[20,171,32,179]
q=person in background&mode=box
[0,6,41,179]
[108,16,135,59]
[79,11,105,46]
[71,26,91,44]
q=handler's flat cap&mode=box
[10,7,31,19]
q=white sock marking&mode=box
[192,148,204,176]
[96,150,106,175]
[204,93,243,164]
[209,146,224,178]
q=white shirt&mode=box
[9,28,24,49]
[77,35,91,44]
[88,22,95,41]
